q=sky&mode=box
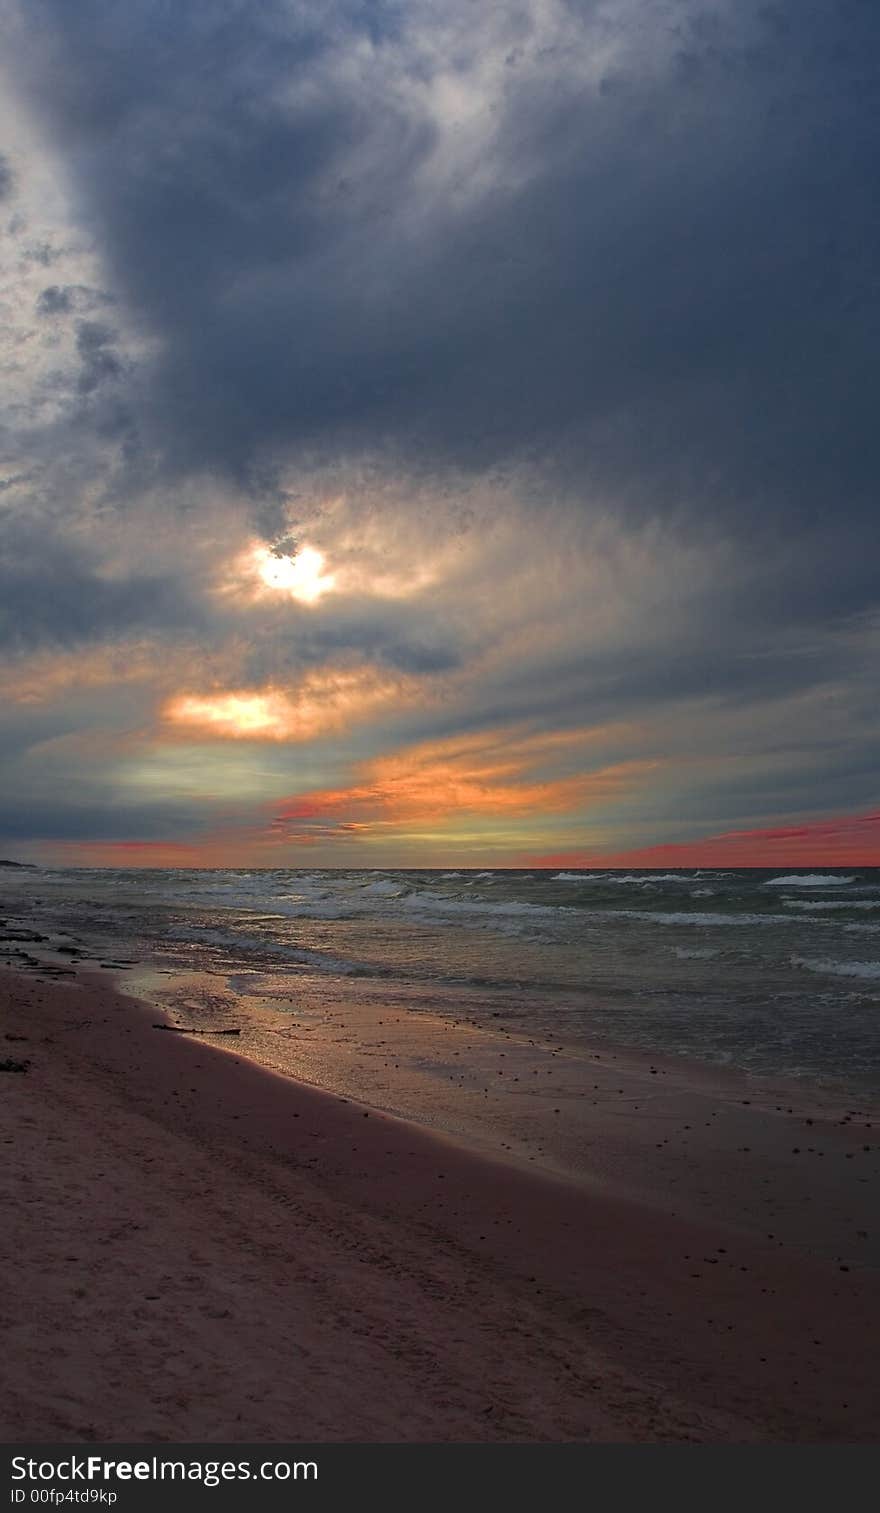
[0,0,878,869]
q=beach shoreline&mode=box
[2,963,879,1443]
[125,955,880,1266]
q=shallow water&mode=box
[3,864,879,1098]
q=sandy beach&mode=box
[1,963,878,1444]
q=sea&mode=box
[2,864,879,1100]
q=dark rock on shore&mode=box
[152,1024,241,1036]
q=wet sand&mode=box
[2,965,879,1442]
[130,961,880,1267]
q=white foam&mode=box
[792,955,880,981]
[764,874,857,887]
[552,872,585,881]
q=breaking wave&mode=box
[782,899,880,911]
[792,955,880,981]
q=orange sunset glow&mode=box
[270,728,653,834]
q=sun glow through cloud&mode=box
[162,667,421,742]
[254,544,335,603]
[164,691,294,739]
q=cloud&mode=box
[74,318,123,393]
[268,725,655,845]
[4,1,878,555]
[34,283,112,318]
[35,284,73,315]
[0,2,878,861]
[0,529,201,652]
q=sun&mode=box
[255,544,335,603]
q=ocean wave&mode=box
[673,946,720,959]
[553,871,721,885]
[610,909,797,926]
[256,887,560,928]
[764,874,857,887]
[606,872,729,884]
[792,955,880,981]
[165,925,361,975]
[782,899,880,911]
[400,891,558,920]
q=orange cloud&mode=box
[270,726,654,839]
[162,666,419,742]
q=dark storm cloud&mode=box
[0,564,187,649]
[0,151,12,199]
[0,519,202,651]
[8,0,880,576]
